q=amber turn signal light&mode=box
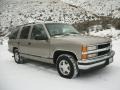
[82,47,87,52]
[81,45,88,60]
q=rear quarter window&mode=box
[9,27,19,39]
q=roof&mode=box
[12,21,69,28]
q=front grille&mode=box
[98,43,110,49]
[98,50,110,56]
[97,43,110,56]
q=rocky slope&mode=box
[62,0,120,17]
[0,0,96,29]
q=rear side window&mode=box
[9,27,19,39]
[20,26,30,39]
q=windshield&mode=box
[45,23,79,36]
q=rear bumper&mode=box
[77,50,115,70]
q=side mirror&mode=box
[34,34,48,40]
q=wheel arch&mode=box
[53,50,78,64]
[13,47,18,53]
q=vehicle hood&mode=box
[51,35,111,45]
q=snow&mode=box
[89,27,120,40]
[0,39,120,90]
[62,0,120,17]
[0,0,120,89]
[0,0,120,36]
[0,0,96,29]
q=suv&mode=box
[8,22,115,79]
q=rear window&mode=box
[20,26,31,39]
[9,27,19,39]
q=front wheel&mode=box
[56,54,79,79]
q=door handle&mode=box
[28,42,31,45]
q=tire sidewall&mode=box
[56,54,78,79]
[14,50,23,64]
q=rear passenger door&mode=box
[19,25,31,54]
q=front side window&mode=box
[20,26,30,39]
[31,24,47,40]
[45,23,79,36]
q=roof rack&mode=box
[10,21,67,28]
[22,22,36,26]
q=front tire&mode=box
[56,54,79,79]
[14,49,24,64]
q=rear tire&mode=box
[56,54,79,79]
[14,49,24,64]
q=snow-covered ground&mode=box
[0,39,120,90]
[0,0,120,89]
[89,27,120,40]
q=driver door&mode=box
[27,24,50,58]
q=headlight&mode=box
[88,46,97,51]
[88,53,97,58]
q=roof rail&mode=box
[11,22,42,28]
[9,21,67,28]
[23,22,36,26]
[22,21,45,25]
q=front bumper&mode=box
[77,50,115,70]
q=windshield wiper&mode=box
[52,32,79,37]
[63,32,79,36]
[52,34,64,37]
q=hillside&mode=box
[0,0,120,37]
[62,0,120,17]
[0,0,96,29]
